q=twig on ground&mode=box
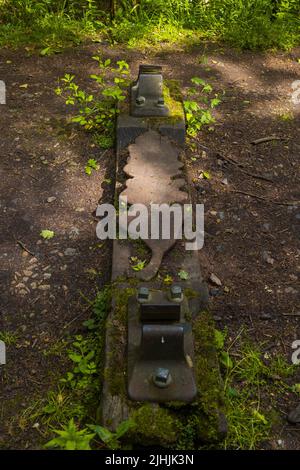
[16,240,35,256]
[251,136,288,145]
[232,189,300,206]
[216,152,274,182]
[62,304,92,331]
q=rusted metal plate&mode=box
[118,130,188,280]
[131,65,169,117]
[127,292,197,403]
[123,130,187,206]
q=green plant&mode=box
[184,77,221,137]
[56,58,129,142]
[130,256,146,271]
[0,331,18,345]
[214,330,298,449]
[88,419,135,450]
[40,229,55,239]
[45,418,95,450]
[85,158,99,175]
[61,334,97,390]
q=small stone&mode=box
[295,213,300,220]
[69,227,80,239]
[22,277,29,282]
[262,251,275,265]
[210,288,220,297]
[262,223,270,232]
[213,315,222,321]
[38,284,51,290]
[289,274,298,281]
[16,283,26,289]
[210,273,222,286]
[19,289,28,296]
[75,207,85,212]
[23,270,33,277]
[218,211,225,220]
[43,273,51,280]
[29,257,38,264]
[221,178,228,185]
[30,282,37,289]
[62,285,68,291]
[64,248,77,256]
[285,287,298,294]
[46,197,56,203]
[260,313,272,320]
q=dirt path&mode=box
[0,42,299,449]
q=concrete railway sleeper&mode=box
[99,65,227,446]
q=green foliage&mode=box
[85,158,99,175]
[45,418,95,450]
[178,270,189,280]
[0,331,18,345]
[215,333,298,449]
[30,287,111,448]
[184,77,221,137]
[0,1,299,51]
[40,229,55,239]
[56,58,129,144]
[130,256,146,271]
[108,0,300,50]
[88,420,135,450]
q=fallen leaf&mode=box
[178,270,189,280]
[210,273,222,286]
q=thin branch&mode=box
[232,189,300,206]
[251,136,288,145]
[16,240,35,256]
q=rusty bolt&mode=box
[137,286,149,302]
[136,96,145,106]
[170,285,183,301]
[153,367,172,388]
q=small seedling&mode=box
[40,230,55,240]
[178,270,189,280]
[85,159,99,175]
[130,257,146,271]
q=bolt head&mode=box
[153,367,172,388]
[137,286,149,301]
[136,96,145,106]
[157,97,165,107]
[171,285,183,300]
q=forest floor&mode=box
[0,40,299,449]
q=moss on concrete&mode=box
[129,404,181,446]
[104,286,135,397]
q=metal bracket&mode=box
[131,65,169,117]
[128,288,197,402]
